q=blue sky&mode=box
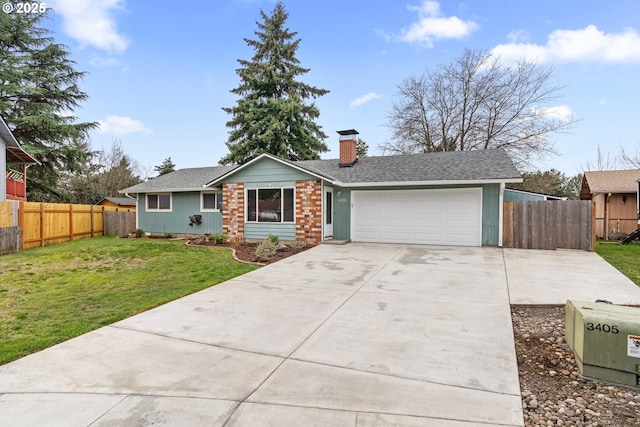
[35,0,640,176]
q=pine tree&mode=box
[154,157,176,176]
[220,2,329,165]
[0,11,96,201]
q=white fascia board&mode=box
[119,187,211,194]
[335,178,523,188]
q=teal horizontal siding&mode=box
[481,184,500,246]
[137,192,223,235]
[244,223,296,241]
[504,189,546,201]
[223,157,316,184]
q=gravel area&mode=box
[512,306,640,427]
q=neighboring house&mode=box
[0,116,39,202]
[97,197,136,210]
[504,188,567,201]
[121,130,522,247]
[581,169,640,238]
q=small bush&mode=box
[266,233,280,245]
[131,229,144,238]
[289,240,307,249]
[255,241,276,262]
[212,233,227,244]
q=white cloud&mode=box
[397,0,478,47]
[507,30,531,43]
[534,105,573,122]
[50,0,129,53]
[89,53,128,71]
[98,115,152,136]
[492,25,640,64]
[597,99,609,107]
[349,92,383,109]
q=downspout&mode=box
[637,180,640,226]
[498,182,505,247]
[604,193,609,240]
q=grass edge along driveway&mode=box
[596,241,640,288]
[0,237,258,365]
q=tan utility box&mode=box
[565,300,640,387]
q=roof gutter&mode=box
[118,186,223,194]
[334,177,523,188]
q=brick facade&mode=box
[295,179,323,244]
[222,182,244,242]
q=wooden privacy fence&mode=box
[0,201,136,252]
[503,200,595,251]
[103,211,136,237]
[0,226,22,255]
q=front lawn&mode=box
[0,237,258,365]
[596,241,640,287]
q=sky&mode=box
[27,0,640,176]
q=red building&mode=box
[1,116,39,201]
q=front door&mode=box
[324,187,333,239]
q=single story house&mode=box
[581,169,640,238]
[1,116,39,201]
[97,196,137,210]
[120,130,522,247]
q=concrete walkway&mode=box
[1,244,639,426]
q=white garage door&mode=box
[351,188,482,246]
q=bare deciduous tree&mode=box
[65,139,144,204]
[580,144,621,171]
[619,142,640,169]
[381,48,574,168]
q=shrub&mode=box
[289,240,307,249]
[255,241,276,262]
[266,233,280,245]
[131,229,144,238]
[212,233,227,244]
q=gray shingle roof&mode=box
[120,148,521,193]
[120,165,236,193]
[298,148,521,184]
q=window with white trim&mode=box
[147,193,172,211]
[201,192,222,211]
[246,188,294,223]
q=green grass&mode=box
[596,241,640,287]
[0,237,258,365]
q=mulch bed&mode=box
[187,240,314,264]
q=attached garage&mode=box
[351,188,483,246]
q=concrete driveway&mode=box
[1,244,640,426]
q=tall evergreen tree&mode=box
[220,2,329,165]
[0,11,96,201]
[154,157,176,176]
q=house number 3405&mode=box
[586,322,619,334]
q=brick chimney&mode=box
[338,129,359,167]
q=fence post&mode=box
[18,201,24,249]
[39,202,45,247]
[90,205,95,237]
[69,204,74,241]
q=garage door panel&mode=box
[352,189,482,246]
